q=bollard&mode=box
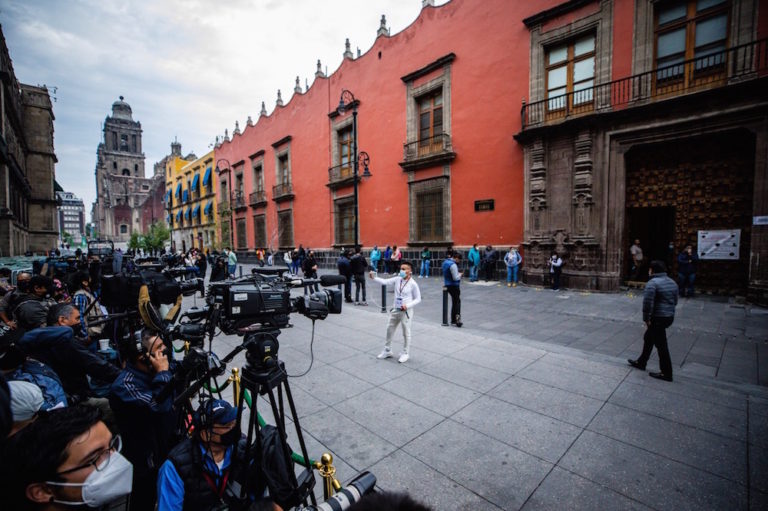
[239,265,243,277]
[381,283,387,313]
[442,287,449,326]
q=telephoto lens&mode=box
[296,472,376,511]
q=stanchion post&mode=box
[380,283,387,313]
[239,265,243,277]
[442,286,449,326]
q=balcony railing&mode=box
[217,201,229,214]
[400,133,456,171]
[232,192,247,211]
[327,163,356,188]
[272,183,294,201]
[522,37,768,129]
[249,190,267,206]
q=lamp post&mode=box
[337,89,372,249]
[215,159,235,249]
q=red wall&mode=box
[216,0,607,251]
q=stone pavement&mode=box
[189,267,768,510]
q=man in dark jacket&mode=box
[12,275,55,330]
[302,250,319,293]
[628,260,679,382]
[482,245,498,281]
[350,247,369,305]
[337,250,353,303]
[677,244,698,298]
[109,328,179,511]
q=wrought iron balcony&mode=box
[272,183,294,202]
[327,163,357,189]
[232,192,247,211]
[521,38,768,129]
[399,133,456,171]
[249,190,267,207]
[217,201,229,214]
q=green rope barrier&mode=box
[202,379,231,394]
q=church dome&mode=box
[111,96,133,120]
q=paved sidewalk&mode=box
[194,273,768,510]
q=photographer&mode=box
[0,271,31,327]
[12,275,56,330]
[71,271,104,342]
[157,399,279,511]
[109,328,180,511]
[2,404,134,510]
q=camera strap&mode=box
[202,467,231,498]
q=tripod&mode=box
[232,331,317,509]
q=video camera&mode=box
[100,269,204,308]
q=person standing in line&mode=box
[419,247,431,278]
[337,250,353,303]
[504,246,523,287]
[283,250,292,272]
[370,245,381,273]
[549,252,563,290]
[482,245,498,281]
[630,239,644,281]
[350,247,369,305]
[298,244,306,272]
[677,244,698,298]
[468,243,480,282]
[628,260,679,382]
[391,245,402,271]
[370,261,421,363]
[442,249,463,327]
[383,245,392,274]
[226,247,237,277]
[290,249,300,275]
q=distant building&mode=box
[91,97,166,243]
[56,191,85,245]
[0,26,58,256]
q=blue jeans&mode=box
[469,264,479,282]
[228,264,236,276]
[506,265,519,284]
[420,260,430,277]
[678,272,695,297]
[371,260,379,272]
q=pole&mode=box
[380,283,387,313]
[228,176,234,250]
[441,287,449,326]
[352,107,359,249]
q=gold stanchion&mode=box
[229,367,240,405]
[184,340,190,356]
[314,452,341,500]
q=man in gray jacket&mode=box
[628,260,679,382]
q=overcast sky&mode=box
[1,0,447,215]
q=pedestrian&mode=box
[225,247,237,277]
[677,244,698,298]
[337,250,353,303]
[467,243,480,282]
[256,247,265,267]
[482,245,498,281]
[383,245,392,273]
[370,261,421,363]
[298,244,306,272]
[391,245,402,272]
[267,250,274,266]
[350,247,368,305]
[503,246,523,287]
[548,252,563,290]
[442,249,463,327]
[630,239,644,281]
[370,245,381,273]
[628,260,679,382]
[283,250,292,272]
[291,249,300,275]
[302,250,319,293]
[419,246,431,278]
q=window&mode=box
[253,215,267,248]
[112,132,118,151]
[120,134,129,152]
[277,209,294,248]
[334,198,355,245]
[277,154,290,185]
[253,164,263,192]
[120,224,128,234]
[235,173,244,197]
[221,180,228,203]
[122,169,130,176]
[546,33,595,111]
[417,90,443,155]
[655,0,728,85]
[113,161,117,170]
[416,190,444,241]
[338,127,353,178]
[131,135,137,153]
[236,218,247,249]
[134,164,138,173]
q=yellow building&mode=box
[165,148,218,252]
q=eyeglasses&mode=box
[56,435,122,476]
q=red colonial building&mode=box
[215,0,768,300]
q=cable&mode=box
[285,320,316,378]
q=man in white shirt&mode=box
[369,261,421,363]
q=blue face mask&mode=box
[399,270,407,278]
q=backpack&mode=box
[249,424,299,510]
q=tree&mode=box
[62,231,74,246]
[142,222,170,252]
[128,231,142,250]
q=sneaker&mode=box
[398,353,410,363]
[507,283,511,287]
[377,349,393,359]
[512,283,517,287]
[355,302,360,306]
[361,302,368,306]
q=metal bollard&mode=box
[442,287,449,326]
[381,284,387,313]
[239,265,243,277]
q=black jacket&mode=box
[337,256,351,277]
[350,254,368,275]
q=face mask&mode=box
[71,325,82,337]
[47,452,134,507]
[399,270,407,278]
[218,427,241,446]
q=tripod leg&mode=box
[280,379,318,506]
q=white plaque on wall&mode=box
[697,230,740,260]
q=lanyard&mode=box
[398,278,409,296]
[202,468,231,497]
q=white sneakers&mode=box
[377,349,409,363]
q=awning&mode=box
[184,208,190,220]
[192,204,200,218]
[203,167,212,187]
[175,183,182,198]
[204,201,213,216]
[166,215,171,224]
[182,189,189,203]
[191,174,200,191]
[176,210,182,221]
[164,190,170,202]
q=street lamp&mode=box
[337,89,372,249]
[215,158,235,249]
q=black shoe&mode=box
[455,322,463,328]
[627,359,646,370]
[649,371,673,382]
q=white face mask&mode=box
[47,452,134,507]
[399,270,407,278]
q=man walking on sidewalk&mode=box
[370,261,421,363]
[628,260,679,382]
[442,249,463,327]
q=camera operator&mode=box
[210,255,228,282]
[109,328,180,511]
[0,271,31,327]
[11,275,56,331]
[301,250,319,293]
[71,272,105,343]
[1,404,134,510]
[156,399,280,511]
